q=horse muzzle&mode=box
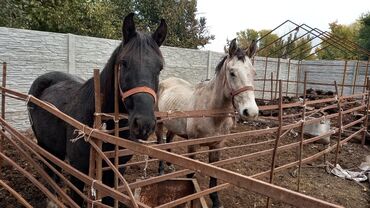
[129,115,156,141]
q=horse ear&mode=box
[152,19,167,46]
[228,38,237,57]
[246,39,257,58]
[122,13,136,44]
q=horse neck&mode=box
[99,45,122,113]
[198,67,232,110]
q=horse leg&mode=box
[155,122,165,175]
[102,154,132,207]
[165,131,176,171]
[209,144,222,208]
[67,142,90,206]
[186,144,196,178]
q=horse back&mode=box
[28,71,84,159]
[158,77,194,136]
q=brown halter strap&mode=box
[223,58,254,109]
[116,65,157,104]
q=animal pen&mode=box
[0,20,370,208]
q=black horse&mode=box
[28,13,167,206]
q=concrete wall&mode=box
[0,27,368,129]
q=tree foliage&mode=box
[236,29,258,49]
[236,28,313,59]
[0,0,214,48]
[358,12,370,60]
[315,21,361,60]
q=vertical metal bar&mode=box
[0,62,6,167]
[266,80,283,207]
[270,72,274,101]
[93,69,103,201]
[296,61,301,97]
[340,60,348,96]
[114,65,120,208]
[87,149,95,208]
[352,60,360,94]
[274,58,281,99]
[286,59,291,96]
[262,57,268,100]
[362,77,370,146]
[297,72,307,191]
[362,61,369,101]
[334,81,343,165]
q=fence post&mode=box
[362,77,370,146]
[340,60,348,96]
[266,80,283,208]
[0,62,6,167]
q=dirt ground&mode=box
[0,120,369,208]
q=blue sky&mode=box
[197,0,369,52]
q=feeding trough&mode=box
[134,178,208,208]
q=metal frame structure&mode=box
[1,21,370,208]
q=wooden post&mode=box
[334,81,343,165]
[262,57,269,100]
[362,77,370,146]
[297,72,307,191]
[274,58,281,99]
[266,80,283,207]
[352,60,360,94]
[362,60,369,95]
[340,60,348,96]
[270,72,274,101]
[286,59,291,96]
[296,61,301,98]
[0,62,6,167]
[93,69,103,202]
[114,65,120,208]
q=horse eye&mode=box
[121,61,128,68]
[230,72,236,77]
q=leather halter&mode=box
[223,57,254,109]
[116,65,157,104]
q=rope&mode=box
[70,125,86,143]
[143,155,149,178]
[91,179,97,199]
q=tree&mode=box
[291,35,315,60]
[134,0,214,48]
[358,12,370,60]
[257,30,284,58]
[0,0,213,49]
[315,21,360,60]
[236,29,258,49]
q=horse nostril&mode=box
[243,109,249,117]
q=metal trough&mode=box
[134,178,208,208]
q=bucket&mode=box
[303,119,331,144]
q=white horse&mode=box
[156,39,258,208]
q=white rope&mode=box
[143,155,149,178]
[91,179,97,199]
[70,126,86,143]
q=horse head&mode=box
[224,38,259,120]
[116,13,167,141]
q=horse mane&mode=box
[215,48,246,75]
